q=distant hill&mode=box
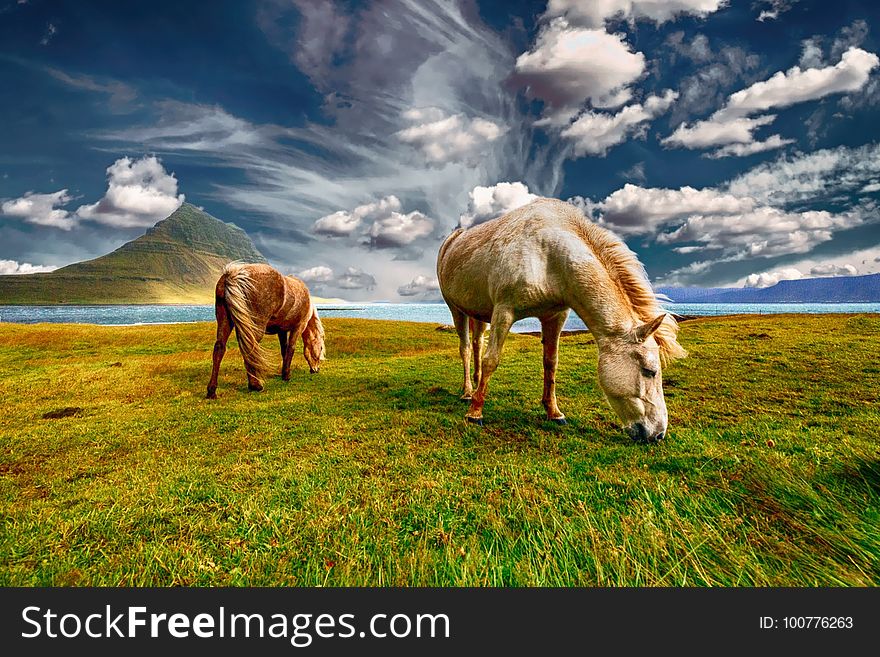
[658,273,880,303]
[0,203,268,304]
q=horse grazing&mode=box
[436,197,686,442]
[206,262,325,399]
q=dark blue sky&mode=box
[2,0,880,298]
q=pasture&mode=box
[0,314,878,586]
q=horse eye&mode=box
[641,367,657,378]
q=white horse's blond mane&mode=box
[572,216,687,363]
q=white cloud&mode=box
[663,47,880,156]
[313,195,434,248]
[741,262,858,288]
[664,114,777,149]
[724,47,878,115]
[0,259,58,275]
[312,211,363,237]
[561,90,677,157]
[654,206,859,258]
[296,265,334,284]
[2,157,183,233]
[1,190,75,230]
[313,196,403,237]
[397,274,440,297]
[396,108,506,165]
[545,0,727,27]
[293,265,377,291]
[732,246,880,287]
[723,142,880,206]
[336,267,376,290]
[584,180,870,285]
[514,19,646,124]
[794,22,876,113]
[367,210,434,248]
[754,0,798,22]
[743,267,803,288]
[799,38,824,69]
[459,181,538,228]
[598,183,755,235]
[400,107,446,123]
[809,263,858,277]
[708,134,796,158]
[75,156,184,228]
[585,143,880,285]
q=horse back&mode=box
[218,263,287,325]
[436,198,594,317]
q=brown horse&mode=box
[206,262,326,398]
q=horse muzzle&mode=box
[627,422,665,444]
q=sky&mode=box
[2,0,880,300]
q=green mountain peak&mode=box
[0,202,268,304]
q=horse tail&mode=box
[220,262,271,381]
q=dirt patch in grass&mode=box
[41,406,84,419]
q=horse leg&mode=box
[466,306,514,424]
[471,319,487,388]
[278,331,290,380]
[206,302,232,399]
[283,327,302,381]
[540,310,569,424]
[450,307,473,399]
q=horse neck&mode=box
[566,260,637,344]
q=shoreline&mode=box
[517,314,702,338]
[1,310,877,330]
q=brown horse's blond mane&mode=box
[572,217,687,363]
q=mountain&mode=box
[658,273,880,303]
[655,287,741,303]
[0,203,268,304]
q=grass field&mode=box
[1,314,878,586]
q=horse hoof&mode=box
[550,417,567,426]
[466,416,484,426]
[460,394,473,401]
[248,384,264,392]
[206,391,217,400]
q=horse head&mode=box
[302,308,326,374]
[596,314,670,443]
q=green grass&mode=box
[0,314,878,586]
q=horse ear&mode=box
[633,314,666,343]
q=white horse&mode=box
[436,197,686,442]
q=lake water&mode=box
[1,302,878,333]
